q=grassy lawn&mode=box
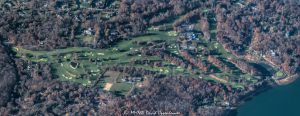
[275,71,284,77]
[231,84,245,89]
[167,31,178,36]
[273,71,285,79]
[110,83,133,96]
[102,71,132,96]
[104,71,120,82]
[78,35,95,44]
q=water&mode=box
[237,78,300,116]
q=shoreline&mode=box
[225,78,275,116]
[228,74,300,116]
[274,74,299,85]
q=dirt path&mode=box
[209,74,228,84]
[103,83,113,91]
